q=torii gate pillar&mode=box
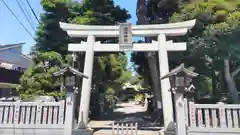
[158,34,174,130]
[78,35,95,126]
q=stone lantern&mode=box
[53,66,88,93]
[161,63,198,94]
[161,63,198,135]
[53,66,88,134]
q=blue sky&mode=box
[0,0,137,54]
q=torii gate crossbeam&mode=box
[60,20,195,37]
[68,41,186,52]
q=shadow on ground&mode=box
[90,102,164,135]
[92,126,162,133]
[91,111,163,132]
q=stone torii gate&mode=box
[59,20,196,133]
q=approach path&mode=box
[89,101,163,135]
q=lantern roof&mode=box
[53,66,88,79]
[161,63,198,80]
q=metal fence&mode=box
[112,121,138,135]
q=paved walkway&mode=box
[89,101,163,135]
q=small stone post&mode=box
[174,91,186,135]
[64,92,76,135]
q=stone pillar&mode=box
[78,35,95,128]
[174,93,187,135]
[158,34,174,130]
[64,92,76,135]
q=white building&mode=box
[0,43,32,71]
[0,43,32,98]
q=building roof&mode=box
[0,43,32,67]
[0,43,25,51]
[20,53,32,61]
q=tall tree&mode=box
[147,0,190,23]
[31,0,131,113]
[34,0,71,55]
[134,0,193,109]
[170,0,240,103]
[136,0,162,111]
[17,51,66,100]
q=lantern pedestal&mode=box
[174,92,186,135]
[73,128,93,135]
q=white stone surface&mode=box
[64,29,188,37]
[68,41,186,52]
[60,19,195,30]
[73,128,93,135]
[78,35,95,126]
[158,34,174,130]
[174,93,187,135]
[59,19,196,37]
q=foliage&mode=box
[134,0,188,110]
[146,0,190,23]
[169,0,240,63]
[25,0,136,115]
[132,0,240,103]
[131,41,150,88]
[34,0,130,55]
[17,51,66,100]
[33,0,71,55]
[169,0,240,102]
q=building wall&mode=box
[0,67,22,84]
[0,45,32,98]
[0,67,22,98]
[0,51,31,69]
[7,46,22,54]
[0,88,18,98]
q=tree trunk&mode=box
[211,60,218,101]
[145,52,162,110]
[74,53,85,121]
[136,0,162,111]
[223,58,239,103]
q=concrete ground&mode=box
[89,101,163,135]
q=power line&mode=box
[18,0,36,27]
[15,0,35,31]
[25,0,40,23]
[1,0,34,39]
